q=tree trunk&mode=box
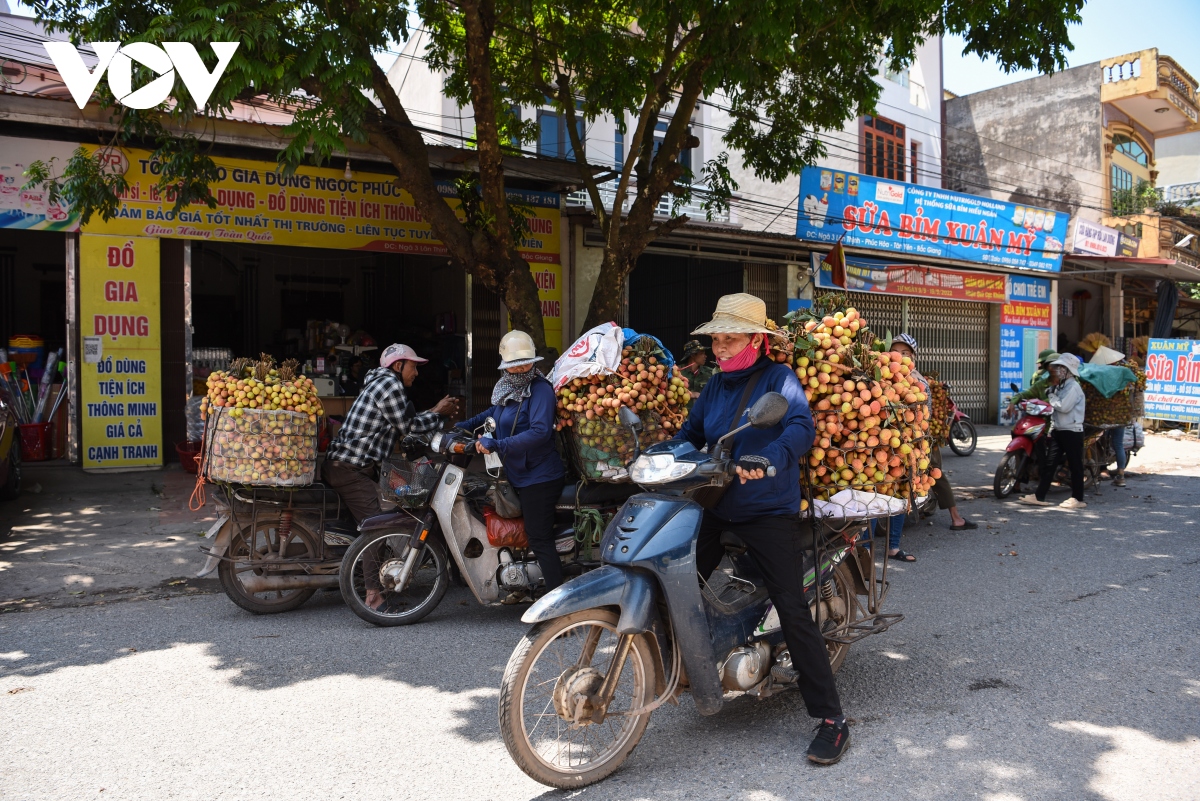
[583,248,633,331]
[496,248,549,354]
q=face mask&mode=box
[717,336,763,373]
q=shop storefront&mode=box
[797,166,1067,423]
[0,135,564,469]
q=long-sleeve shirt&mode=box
[676,357,814,522]
[458,378,564,488]
[1009,372,1052,405]
[326,367,443,467]
[1047,376,1085,432]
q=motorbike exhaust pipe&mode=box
[238,574,340,592]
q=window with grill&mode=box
[1112,134,1148,166]
[863,116,906,181]
[1111,164,1134,194]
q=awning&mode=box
[1063,255,1200,283]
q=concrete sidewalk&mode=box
[0,463,221,611]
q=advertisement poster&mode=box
[531,264,563,352]
[79,235,163,470]
[813,253,1007,301]
[0,136,79,231]
[1144,338,1200,424]
[78,144,561,264]
[796,166,1070,272]
[998,274,1053,424]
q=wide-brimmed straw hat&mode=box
[692,293,784,339]
[1050,353,1081,377]
[1089,345,1125,365]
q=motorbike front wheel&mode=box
[948,418,978,456]
[339,530,450,627]
[994,452,1024,498]
[499,609,659,789]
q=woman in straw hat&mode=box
[1089,345,1133,487]
[679,293,850,765]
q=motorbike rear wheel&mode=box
[218,520,319,614]
[994,452,1024,499]
[499,609,658,789]
[339,529,449,627]
[948,418,978,456]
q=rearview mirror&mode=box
[747,391,788,429]
[483,416,497,433]
[1009,383,1019,393]
[618,405,643,432]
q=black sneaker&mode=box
[807,718,851,765]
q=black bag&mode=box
[486,399,524,518]
[693,370,763,510]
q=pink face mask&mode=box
[717,336,763,373]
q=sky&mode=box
[943,0,1200,96]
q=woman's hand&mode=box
[475,437,494,454]
[734,465,766,484]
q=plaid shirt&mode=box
[326,367,443,467]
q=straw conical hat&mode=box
[1088,345,1124,365]
[692,293,784,339]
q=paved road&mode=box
[2,431,1199,800]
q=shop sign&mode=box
[796,166,1069,272]
[532,264,563,352]
[79,235,163,469]
[1072,219,1123,256]
[997,273,1054,425]
[73,144,561,264]
[812,253,1007,302]
[1144,338,1200,424]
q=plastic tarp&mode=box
[1078,364,1136,399]
[813,489,913,521]
[622,329,676,370]
[548,323,624,391]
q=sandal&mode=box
[364,590,387,611]
[950,520,978,531]
[888,550,917,563]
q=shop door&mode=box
[744,263,784,322]
[907,297,991,421]
[629,256,742,358]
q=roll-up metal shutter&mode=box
[743,263,784,322]
[816,291,991,421]
[906,297,990,421]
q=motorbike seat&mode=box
[557,482,641,508]
[719,531,748,555]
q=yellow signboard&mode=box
[532,264,563,352]
[79,235,163,469]
[79,145,561,265]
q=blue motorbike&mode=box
[498,394,904,788]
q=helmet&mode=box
[1037,348,1059,364]
[893,333,919,354]
[498,330,543,370]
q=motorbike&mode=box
[994,395,1112,498]
[336,420,637,626]
[942,381,977,456]
[497,396,903,789]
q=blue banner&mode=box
[796,167,1069,272]
[1145,338,1200,424]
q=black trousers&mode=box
[514,477,566,590]
[1036,429,1085,502]
[697,512,843,719]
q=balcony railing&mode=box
[1160,182,1200,205]
[1101,49,1200,130]
[565,179,732,224]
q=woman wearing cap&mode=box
[874,335,976,563]
[1089,346,1131,487]
[458,331,566,591]
[679,293,850,766]
[1021,353,1087,509]
[679,339,716,400]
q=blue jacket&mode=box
[677,357,814,523]
[458,378,565,488]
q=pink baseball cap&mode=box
[380,343,428,368]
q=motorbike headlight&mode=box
[629,453,696,484]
